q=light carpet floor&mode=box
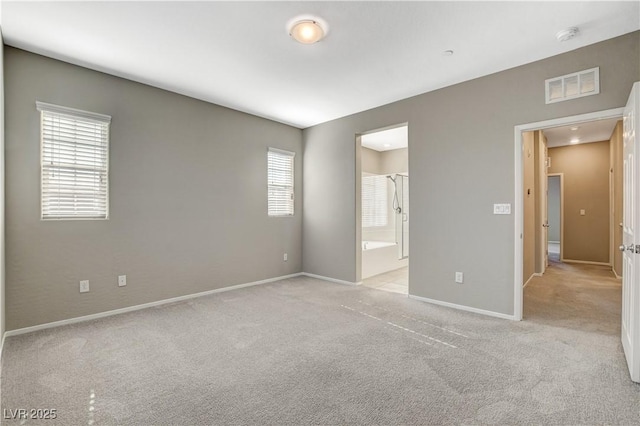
[1,265,639,425]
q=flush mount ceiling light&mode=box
[289,19,326,44]
[556,27,579,42]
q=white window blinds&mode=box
[268,148,295,216]
[37,102,111,220]
[362,175,388,227]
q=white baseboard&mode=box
[301,272,360,286]
[4,272,304,338]
[408,294,517,321]
[562,259,611,266]
[523,273,542,289]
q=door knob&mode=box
[619,244,636,252]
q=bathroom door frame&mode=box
[355,122,409,283]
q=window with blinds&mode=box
[37,102,111,220]
[362,175,388,227]
[267,148,295,216]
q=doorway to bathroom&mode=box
[358,124,409,294]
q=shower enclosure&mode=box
[361,173,409,279]
[394,174,409,259]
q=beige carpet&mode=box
[1,265,639,425]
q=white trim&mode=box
[4,273,303,338]
[36,101,111,123]
[514,107,624,321]
[408,294,517,321]
[0,333,5,362]
[301,272,360,286]
[562,259,611,266]
[548,241,560,244]
[614,270,623,280]
[523,273,542,289]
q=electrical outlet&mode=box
[80,280,90,293]
[283,253,288,262]
[118,275,127,287]
[455,272,464,284]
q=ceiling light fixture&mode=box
[289,19,326,44]
[556,27,579,42]
[570,138,580,144]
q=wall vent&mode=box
[545,67,599,104]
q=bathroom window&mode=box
[37,101,111,220]
[362,175,387,227]
[267,147,295,216]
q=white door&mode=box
[621,82,640,383]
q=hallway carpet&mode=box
[1,267,639,425]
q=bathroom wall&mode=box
[362,147,408,243]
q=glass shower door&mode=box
[400,175,409,259]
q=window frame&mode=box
[37,101,111,221]
[267,147,295,217]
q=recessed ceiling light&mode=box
[570,126,579,131]
[570,138,580,144]
[556,27,579,42]
[443,50,454,56]
[289,19,326,44]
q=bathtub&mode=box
[362,240,395,250]
[362,240,408,279]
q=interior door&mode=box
[543,142,549,269]
[621,82,640,383]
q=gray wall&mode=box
[548,176,561,242]
[303,32,640,315]
[4,48,303,330]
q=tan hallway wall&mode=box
[548,141,611,264]
[523,131,536,283]
[534,131,548,273]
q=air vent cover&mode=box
[545,67,599,104]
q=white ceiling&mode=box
[1,1,639,129]
[544,117,619,148]
[361,126,408,152]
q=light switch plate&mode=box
[493,204,511,215]
[80,280,90,293]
